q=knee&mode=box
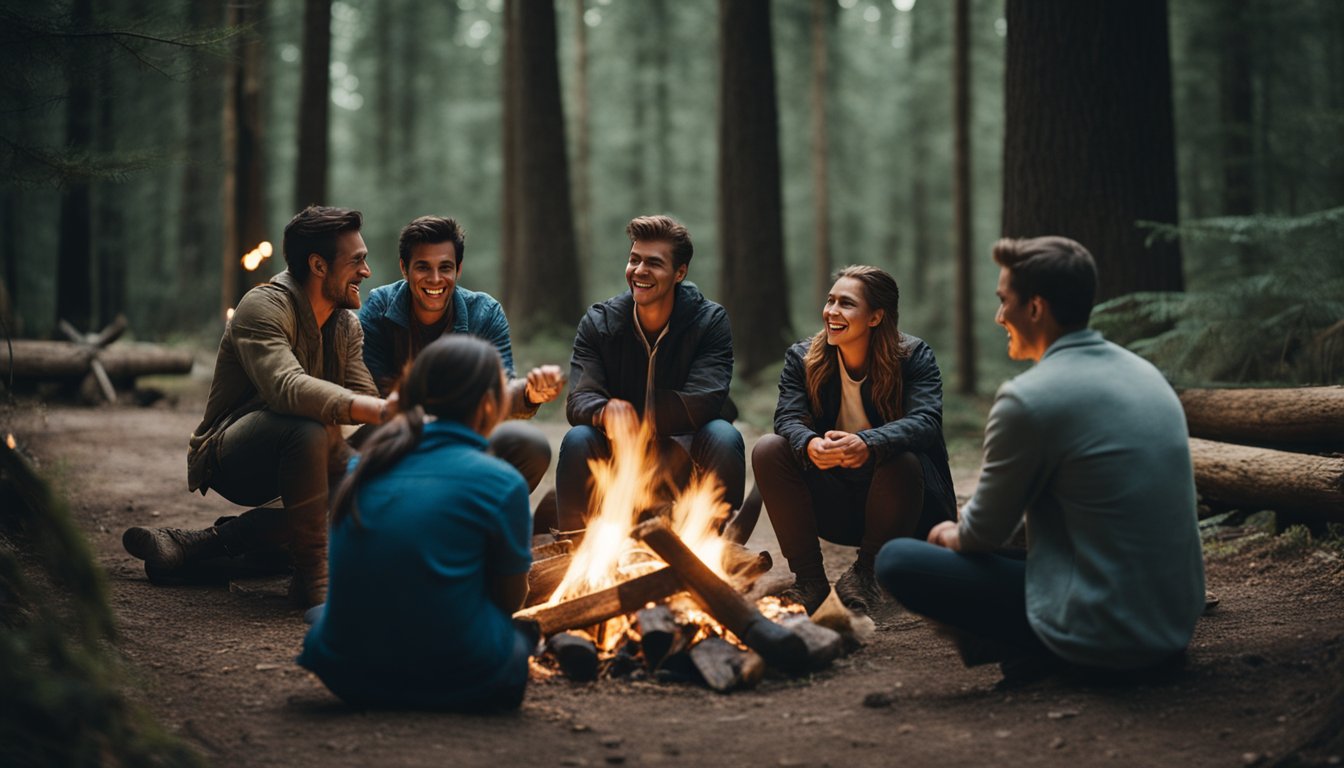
[874,537,930,601]
[285,417,330,461]
[491,422,552,464]
[694,419,744,457]
[874,450,922,481]
[751,433,796,475]
[558,426,605,467]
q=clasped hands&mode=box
[806,430,870,469]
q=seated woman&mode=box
[753,266,956,615]
[298,336,533,710]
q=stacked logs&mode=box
[515,519,849,692]
[1182,386,1344,523]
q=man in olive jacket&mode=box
[557,215,744,531]
[122,206,395,608]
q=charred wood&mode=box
[547,632,599,682]
[513,566,685,637]
[524,552,572,607]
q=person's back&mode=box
[298,335,533,710]
[994,330,1204,667]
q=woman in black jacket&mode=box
[754,266,956,615]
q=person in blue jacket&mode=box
[298,335,533,710]
[876,236,1205,683]
[358,215,563,496]
[754,266,957,616]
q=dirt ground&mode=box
[6,390,1344,768]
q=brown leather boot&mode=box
[286,510,329,608]
[122,526,229,574]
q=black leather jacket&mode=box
[566,282,733,437]
[772,334,957,515]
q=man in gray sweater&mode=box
[875,236,1205,681]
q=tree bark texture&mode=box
[1001,0,1184,299]
[503,0,582,337]
[294,0,332,210]
[2,340,193,380]
[1180,387,1344,449]
[56,0,95,334]
[718,0,791,376]
[951,0,976,395]
[1190,437,1344,520]
[809,0,832,310]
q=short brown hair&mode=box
[626,215,693,269]
[283,206,363,282]
[398,216,466,267]
[992,236,1098,329]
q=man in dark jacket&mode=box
[358,216,562,493]
[122,206,396,608]
[557,215,744,531]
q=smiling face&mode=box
[626,239,686,310]
[400,241,459,326]
[823,276,883,350]
[319,231,371,310]
[995,266,1044,361]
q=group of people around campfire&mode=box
[121,206,1206,711]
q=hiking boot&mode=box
[287,510,328,608]
[122,526,226,573]
[777,576,831,616]
[287,558,328,608]
[835,560,883,615]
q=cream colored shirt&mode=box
[835,351,872,433]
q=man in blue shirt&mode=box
[876,236,1205,681]
[359,216,564,497]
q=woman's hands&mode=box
[806,430,871,469]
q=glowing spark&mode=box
[240,241,273,271]
[5,433,15,450]
[226,307,235,321]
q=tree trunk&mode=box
[718,0,791,376]
[572,0,592,263]
[504,0,582,337]
[1219,1,1253,218]
[222,0,269,318]
[1001,0,1183,299]
[56,0,95,334]
[1180,387,1344,449]
[809,0,832,310]
[499,0,517,310]
[95,43,124,329]
[951,0,976,395]
[1190,438,1344,521]
[373,0,394,181]
[294,0,331,210]
[179,0,224,329]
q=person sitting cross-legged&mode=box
[875,236,1206,684]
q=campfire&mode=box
[514,419,863,691]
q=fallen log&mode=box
[636,605,690,669]
[524,552,572,607]
[1180,387,1344,449]
[3,340,194,381]
[633,517,809,673]
[512,567,685,637]
[779,615,844,671]
[689,637,753,692]
[1190,437,1344,520]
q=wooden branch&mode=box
[524,552,572,608]
[1180,387,1344,449]
[689,637,751,692]
[512,567,684,637]
[633,517,808,673]
[1190,437,1344,519]
[546,632,599,682]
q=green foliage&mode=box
[1092,206,1344,386]
[0,441,202,768]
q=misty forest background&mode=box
[2,0,1342,420]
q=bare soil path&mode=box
[7,398,1344,767]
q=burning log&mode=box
[1190,438,1344,521]
[1180,386,1344,450]
[779,615,844,671]
[530,538,573,561]
[513,566,685,637]
[722,543,772,592]
[633,517,809,673]
[524,552,572,607]
[636,605,690,669]
[689,637,760,693]
[546,632,600,682]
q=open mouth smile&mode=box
[632,281,654,290]
[424,287,446,297]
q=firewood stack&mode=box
[1182,386,1344,524]
[516,519,854,692]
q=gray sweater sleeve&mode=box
[957,385,1044,552]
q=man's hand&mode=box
[823,430,870,468]
[598,398,638,437]
[351,393,395,425]
[927,520,961,551]
[524,365,564,405]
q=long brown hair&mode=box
[802,265,908,423]
[330,336,505,528]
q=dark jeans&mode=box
[555,419,745,531]
[752,433,949,575]
[874,538,1051,662]
[487,421,552,493]
[207,409,347,553]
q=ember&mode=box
[516,415,854,691]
